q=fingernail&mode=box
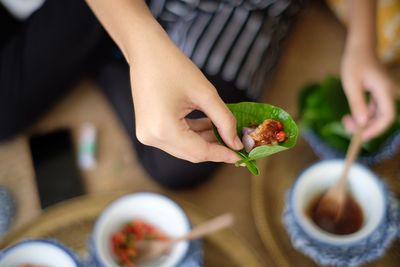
[234,136,243,150]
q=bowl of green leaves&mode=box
[299,75,400,165]
[213,102,298,176]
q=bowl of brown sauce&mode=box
[283,159,400,267]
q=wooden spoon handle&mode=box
[337,124,364,189]
[174,213,234,243]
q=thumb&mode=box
[195,91,243,151]
[343,81,369,126]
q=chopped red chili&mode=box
[249,119,287,147]
[111,219,169,267]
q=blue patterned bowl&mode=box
[86,238,202,267]
[301,127,400,166]
[0,186,16,237]
[88,192,202,267]
[282,160,400,267]
[0,239,81,266]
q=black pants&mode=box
[0,0,251,188]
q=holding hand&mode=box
[86,0,242,164]
[341,0,397,141]
[130,28,243,163]
[341,45,396,140]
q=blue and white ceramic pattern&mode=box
[179,239,203,267]
[86,238,202,267]
[0,239,81,266]
[301,127,400,165]
[0,186,15,237]
[282,160,400,267]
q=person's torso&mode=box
[149,0,303,99]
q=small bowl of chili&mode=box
[89,192,198,267]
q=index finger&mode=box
[362,77,396,139]
[193,89,243,151]
[362,97,395,140]
[165,129,241,163]
[343,80,369,126]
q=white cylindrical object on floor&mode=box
[78,122,97,170]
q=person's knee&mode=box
[138,147,220,189]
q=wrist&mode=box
[123,18,170,64]
[344,39,376,58]
[346,0,377,56]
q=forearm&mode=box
[87,1,242,163]
[346,0,377,54]
[85,0,171,64]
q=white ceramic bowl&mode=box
[283,159,399,266]
[293,159,385,244]
[90,192,191,267]
[0,239,81,267]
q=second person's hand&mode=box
[341,46,396,140]
[340,0,396,140]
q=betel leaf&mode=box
[213,102,299,175]
[234,151,259,176]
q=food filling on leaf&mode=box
[242,119,286,152]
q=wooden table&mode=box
[0,192,264,267]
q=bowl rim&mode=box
[301,126,400,165]
[289,159,388,247]
[0,238,81,266]
[91,192,191,267]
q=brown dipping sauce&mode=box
[307,192,364,235]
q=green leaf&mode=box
[234,151,260,175]
[213,102,298,175]
[249,145,287,160]
[245,160,260,176]
[298,75,400,155]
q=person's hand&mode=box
[129,26,243,163]
[85,0,242,163]
[341,46,396,140]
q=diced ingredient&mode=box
[275,131,286,143]
[111,219,168,267]
[242,134,255,153]
[242,119,287,152]
[242,127,255,136]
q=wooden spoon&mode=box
[314,124,364,224]
[135,213,234,263]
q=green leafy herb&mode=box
[213,102,298,175]
[125,233,134,247]
[298,75,400,155]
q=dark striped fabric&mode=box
[148,0,304,99]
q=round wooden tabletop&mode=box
[251,138,400,267]
[0,192,264,267]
